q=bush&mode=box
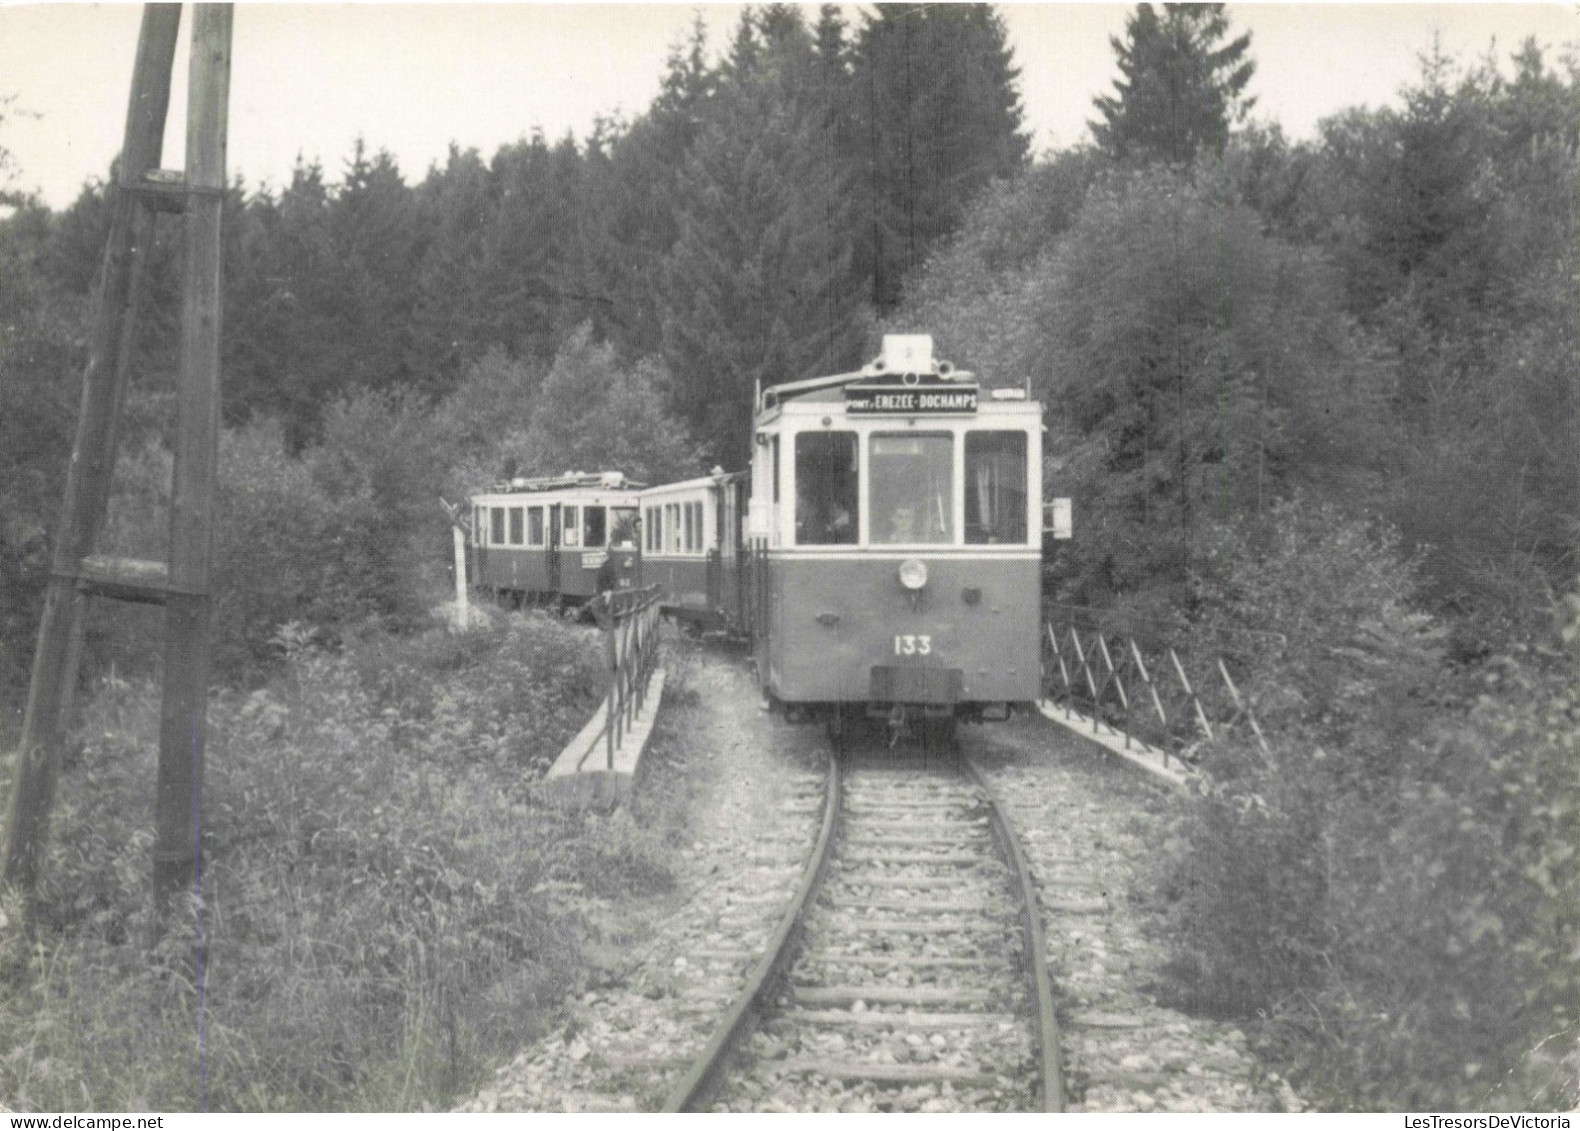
[1160,498,1580,1110]
[0,609,639,1111]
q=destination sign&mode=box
[845,384,979,415]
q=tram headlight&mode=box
[898,558,929,591]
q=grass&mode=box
[0,604,696,1112]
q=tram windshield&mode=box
[795,432,858,545]
[965,431,1028,544]
[870,433,953,545]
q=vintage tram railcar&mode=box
[470,471,643,604]
[640,470,750,630]
[745,334,1043,725]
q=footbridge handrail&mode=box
[1042,603,1274,770]
[584,584,664,771]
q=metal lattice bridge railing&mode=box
[585,584,664,771]
[1042,604,1279,771]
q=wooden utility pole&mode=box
[155,3,232,906]
[2,4,233,916]
[2,5,183,895]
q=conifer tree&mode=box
[1091,3,1255,166]
[601,17,720,357]
[327,142,419,393]
[853,3,1028,309]
[408,145,495,399]
[476,132,593,365]
[658,6,866,467]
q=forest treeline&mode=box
[1,3,1579,1110]
[2,4,1574,679]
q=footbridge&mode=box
[1039,604,1282,789]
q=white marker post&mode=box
[452,525,469,624]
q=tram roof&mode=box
[756,335,1035,419]
[481,470,645,495]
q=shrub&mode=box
[0,609,631,1111]
[1160,498,1580,1110]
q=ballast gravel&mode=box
[969,714,1303,1113]
[459,643,827,1113]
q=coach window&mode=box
[527,506,544,547]
[562,506,580,547]
[508,506,524,546]
[870,433,954,545]
[611,507,638,548]
[584,506,606,548]
[490,506,506,546]
[965,431,1029,544]
[795,431,858,545]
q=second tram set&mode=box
[467,335,1065,728]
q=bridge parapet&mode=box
[543,584,665,806]
[1042,603,1278,781]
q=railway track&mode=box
[664,739,1063,1113]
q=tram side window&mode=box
[870,433,954,545]
[490,507,506,546]
[509,507,524,545]
[562,506,580,547]
[527,507,544,547]
[693,501,706,550]
[683,500,695,551]
[965,431,1029,544]
[611,507,638,548]
[795,432,858,545]
[584,506,606,548]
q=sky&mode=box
[1,3,1577,211]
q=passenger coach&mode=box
[641,470,749,630]
[470,471,643,604]
[746,335,1045,728]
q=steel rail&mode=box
[662,752,844,1112]
[961,756,1066,1112]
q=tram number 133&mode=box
[894,634,933,656]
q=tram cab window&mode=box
[795,432,858,545]
[583,506,606,549]
[562,506,580,547]
[490,507,506,546]
[871,433,953,545]
[508,506,524,546]
[474,506,484,545]
[527,507,544,547]
[965,431,1029,544]
[611,508,638,548]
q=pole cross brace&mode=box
[119,169,226,214]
